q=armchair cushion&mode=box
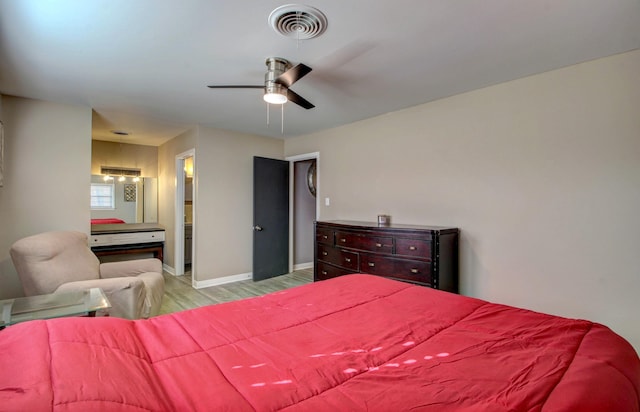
[99,258,163,279]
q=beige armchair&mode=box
[10,231,164,319]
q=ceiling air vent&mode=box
[101,166,141,177]
[268,4,328,40]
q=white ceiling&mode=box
[1,0,639,146]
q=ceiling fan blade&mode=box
[287,89,315,110]
[207,85,264,89]
[275,63,312,87]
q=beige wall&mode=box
[158,126,283,282]
[158,127,197,269]
[194,127,283,281]
[285,50,640,351]
[0,96,92,298]
[91,140,158,178]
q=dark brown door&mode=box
[253,156,289,281]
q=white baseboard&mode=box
[193,272,252,289]
[293,262,313,271]
[163,264,176,276]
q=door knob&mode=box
[253,225,263,231]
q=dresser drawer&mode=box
[316,228,334,245]
[395,237,432,259]
[360,254,432,285]
[335,231,393,254]
[316,261,354,281]
[317,245,359,271]
[90,230,165,246]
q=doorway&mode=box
[286,152,320,273]
[174,149,195,282]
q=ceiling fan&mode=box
[207,57,315,110]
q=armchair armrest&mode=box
[55,277,146,319]
[99,258,162,279]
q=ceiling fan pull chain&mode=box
[266,103,270,126]
[281,104,284,135]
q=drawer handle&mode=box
[409,246,417,251]
[376,243,382,248]
[410,268,419,274]
[323,235,328,239]
[345,258,351,263]
[322,270,328,275]
[368,262,375,267]
[340,238,346,243]
[322,251,328,256]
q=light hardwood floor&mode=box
[159,268,313,315]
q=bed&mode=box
[91,218,126,225]
[0,274,638,411]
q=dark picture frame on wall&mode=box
[124,184,136,202]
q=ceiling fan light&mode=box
[263,92,288,104]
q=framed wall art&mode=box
[124,184,136,202]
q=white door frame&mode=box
[285,152,320,273]
[175,149,196,279]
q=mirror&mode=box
[307,160,317,198]
[90,175,158,223]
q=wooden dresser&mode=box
[314,220,459,293]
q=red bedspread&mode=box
[91,218,125,224]
[1,274,638,411]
